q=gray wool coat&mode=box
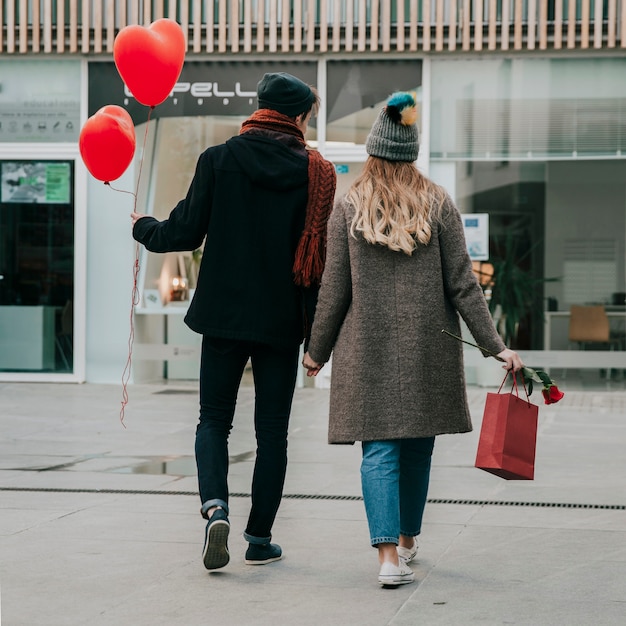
[307,194,507,444]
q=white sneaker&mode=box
[378,561,415,587]
[397,538,418,564]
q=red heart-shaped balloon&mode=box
[79,105,136,182]
[113,18,186,107]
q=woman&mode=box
[303,92,522,587]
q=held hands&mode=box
[302,352,324,377]
[130,211,147,227]
[497,348,524,372]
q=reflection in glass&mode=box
[0,160,74,372]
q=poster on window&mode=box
[0,161,71,205]
[463,213,489,261]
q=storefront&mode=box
[1,55,624,384]
[0,60,87,382]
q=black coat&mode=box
[133,132,319,350]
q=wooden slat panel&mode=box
[554,0,563,49]
[269,0,278,52]
[56,2,65,54]
[243,0,253,53]
[622,0,626,48]
[474,0,483,50]
[501,0,510,50]
[106,0,115,52]
[396,0,405,51]
[527,0,536,49]
[581,0,590,49]
[409,0,418,51]
[218,0,227,53]
[283,0,292,51]
[180,1,190,49]
[332,0,341,51]
[435,0,444,51]
[168,0,177,20]
[154,0,164,21]
[487,0,497,50]
[129,0,139,24]
[32,0,41,52]
[19,0,28,52]
[539,0,548,49]
[93,0,102,53]
[0,0,4,52]
[358,0,367,51]
[514,0,523,50]
[462,0,471,51]
[446,0,456,50]
[257,0,265,52]
[144,0,153,24]
[69,0,78,52]
[345,0,354,51]
[381,0,391,51]
[607,0,616,47]
[606,0,617,48]
[319,0,328,52]
[593,0,603,48]
[371,0,380,51]
[422,0,430,51]
[6,0,15,52]
[118,0,126,28]
[206,0,215,52]
[230,0,239,52]
[81,0,90,53]
[293,0,303,52]
[192,0,202,52]
[44,0,53,53]
[567,0,576,48]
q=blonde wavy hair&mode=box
[348,157,446,255]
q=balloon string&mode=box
[118,105,155,427]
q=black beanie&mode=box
[257,72,315,117]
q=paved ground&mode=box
[1,376,625,625]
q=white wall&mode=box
[85,166,137,383]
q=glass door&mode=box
[0,159,76,374]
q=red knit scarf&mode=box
[240,109,337,287]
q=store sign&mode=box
[89,61,317,125]
[0,61,81,143]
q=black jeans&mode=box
[195,336,299,541]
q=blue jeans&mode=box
[196,336,299,542]
[361,437,435,546]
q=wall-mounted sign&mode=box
[89,61,317,125]
[0,61,81,143]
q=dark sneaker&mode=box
[244,542,282,565]
[202,508,230,570]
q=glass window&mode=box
[0,160,75,372]
[442,158,626,355]
[327,60,422,148]
[431,58,626,159]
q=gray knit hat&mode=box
[257,72,315,117]
[366,92,419,162]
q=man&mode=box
[131,72,336,570]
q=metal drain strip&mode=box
[0,486,624,510]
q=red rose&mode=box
[542,384,565,404]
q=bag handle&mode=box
[497,370,531,404]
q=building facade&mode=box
[1,1,625,383]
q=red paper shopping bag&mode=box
[475,372,539,480]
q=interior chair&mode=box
[568,305,625,380]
